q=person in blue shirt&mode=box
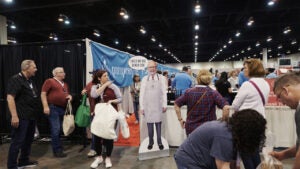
[212,70,220,85]
[238,68,249,87]
[265,68,277,79]
[172,66,192,97]
[174,109,266,169]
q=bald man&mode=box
[41,67,72,158]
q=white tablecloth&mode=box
[139,106,296,147]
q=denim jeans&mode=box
[7,119,36,169]
[90,116,95,150]
[133,101,139,121]
[48,105,65,153]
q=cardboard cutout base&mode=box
[138,137,170,160]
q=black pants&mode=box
[147,122,162,145]
[94,136,113,157]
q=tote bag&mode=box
[91,103,119,140]
[63,100,75,136]
[75,94,91,127]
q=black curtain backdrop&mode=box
[0,41,86,136]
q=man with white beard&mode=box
[139,60,167,150]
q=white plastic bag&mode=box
[256,130,282,169]
[256,155,283,169]
[118,110,130,139]
[91,103,119,139]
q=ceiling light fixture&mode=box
[266,36,272,42]
[194,22,199,30]
[139,26,146,34]
[49,33,58,40]
[7,37,17,44]
[291,39,297,45]
[151,36,156,42]
[93,29,100,37]
[255,41,260,47]
[5,0,13,3]
[235,31,241,37]
[120,8,129,20]
[114,39,119,45]
[195,34,198,39]
[58,14,70,25]
[194,1,201,13]
[228,38,232,44]
[127,44,131,49]
[283,26,291,34]
[10,22,16,29]
[7,20,16,29]
[158,43,163,48]
[277,44,282,49]
[268,0,276,6]
[247,17,254,26]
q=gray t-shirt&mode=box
[175,121,235,169]
[295,103,300,151]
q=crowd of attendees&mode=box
[6,58,300,169]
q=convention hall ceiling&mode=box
[1,0,300,63]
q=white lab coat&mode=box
[139,73,167,123]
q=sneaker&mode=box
[90,156,103,169]
[105,157,112,168]
[54,151,67,158]
[87,150,97,158]
[18,160,38,169]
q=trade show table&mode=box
[139,105,296,148]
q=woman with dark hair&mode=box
[130,74,141,124]
[232,58,270,169]
[174,109,266,169]
[215,71,233,104]
[89,70,122,169]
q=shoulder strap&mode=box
[249,80,265,105]
[187,91,207,116]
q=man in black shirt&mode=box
[7,60,40,169]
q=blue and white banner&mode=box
[88,40,179,87]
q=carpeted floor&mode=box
[115,114,140,147]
